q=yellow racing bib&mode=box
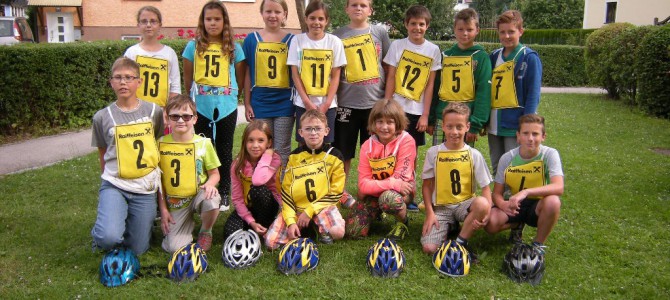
[290,161,329,204]
[342,33,379,83]
[135,55,169,107]
[504,160,545,200]
[159,142,197,198]
[115,122,159,179]
[395,50,432,102]
[491,49,525,109]
[194,43,230,87]
[300,49,333,96]
[240,173,252,206]
[255,42,290,88]
[369,156,396,180]
[438,55,475,102]
[435,150,475,205]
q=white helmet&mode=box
[222,229,262,269]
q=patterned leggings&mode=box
[345,191,406,238]
[222,185,279,241]
[194,109,237,198]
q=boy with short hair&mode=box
[488,10,542,176]
[383,4,442,211]
[157,95,221,252]
[265,109,346,249]
[428,8,491,147]
[90,57,164,255]
[485,114,563,254]
[421,103,492,261]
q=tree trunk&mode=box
[295,0,308,32]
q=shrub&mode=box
[635,25,670,118]
[475,28,596,46]
[609,26,656,103]
[584,23,635,98]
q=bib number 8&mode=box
[401,65,421,91]
[305,179,317,202]
[142,71,160,97]
[450,169,461,195]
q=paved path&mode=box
[0,88,605,175]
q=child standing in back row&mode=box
[183,0,246,211]
[124,6,181,108]
[288,0,347,145]
[488,10,542,176]
[332,0,391,203]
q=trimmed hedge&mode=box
[476,28,596,46]
[609,26,657,103]
[584,23,635,98]
[0,39,585,136]
[635,25,670,118]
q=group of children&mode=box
[91,0,563,276]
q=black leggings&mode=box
[194,109,237,197]
[222,185,280,241]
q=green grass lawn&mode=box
[1,94,669,298]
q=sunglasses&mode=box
[168,114,194,122]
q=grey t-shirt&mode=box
[494,145,564,185]
[333,25,390,109]
[92,100,164,192]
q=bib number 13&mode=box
[142,71,160,97]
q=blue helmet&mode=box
[366,238,405,278]
[168,243,208,282]
[433,240,470,277]
[503,243,545,285]
[99,247,140,287]
[277,238,319,275]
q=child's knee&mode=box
[422,243,438,255]
[471,197,491,214]
[329,225,345,240]
[541,195,561,215]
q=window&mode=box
[121,35,141,41]
[605,2,617,24]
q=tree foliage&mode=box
[513,0,584,29]
[472,0,514,28]
[368,0,456,40]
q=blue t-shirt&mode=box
[183,40,245,120]
[242,32,295,118]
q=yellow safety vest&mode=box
[240,172,253,206]
[341,33,379,83]
[438,54,475,102]
[255,41,290,88]
[135,55,169,107]
[114,121,159,179]
[290,161,329,204]
[504,160,545,200]
[159,142,198,198]
[394,50,433,102]
[300,49,333,96]
[435,150,475,205]
[194,43,230,87]
[491,48,524,109]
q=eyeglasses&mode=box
[110,75,139,83]
[301,127,323,134]
[139,20,160,26]
[168,114,194,122]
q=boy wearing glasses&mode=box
[265,109,346,249]
[91,57,164,255]
[157,95,221,252]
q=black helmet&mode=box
[503,243,545,285]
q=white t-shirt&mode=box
[124,44,182,95]
[287,33,347,109]
[383,38,442,115]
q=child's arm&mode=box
[201,168,220,200]
[421,178,439,235]
[235,60,246,101]
[302,154,345,219]
[467,51,492,141]
[522,53,542,114]
[243,64,254,121]
[157,190,174,235]
[319,67,341,113]
[97,147,106,174]
[384,65,397,100]
[291,66,317,110]
[168,48,182,97]
[417,70,437,132]
[231,164,255,225]
[492,182,516,216]
[251,150,281,186]
[427,72,441,135]
[509,175,564,204]
[183,58,194,95]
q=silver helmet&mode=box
[222,229,262,269]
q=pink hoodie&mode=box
[230,152,282,225]
[358,131,416,197]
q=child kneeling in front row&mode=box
[158,95,221,252]
[346,98,416,240]
[265,109,346,249]
[421,103,492,261]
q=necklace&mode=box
[114,99,141,112]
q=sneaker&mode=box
[319,232,334,244]
[406,202,420,212]
[446,222,461,240]
[532,241,546,256]
[339,192,357,208]
[509,223,525,244]
[219,195,230,212]
[386,222,409,241]
[197,232,213,252]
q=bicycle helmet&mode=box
[222,229,262,269]
[99,247,140,287]
[503,243,545,285]
[366,238,405,278]
[277,238,319,275]
[433,240,470,277]
[168,243,208,282]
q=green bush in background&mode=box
[584,23,635,98]
[635,25,670,118]
[609,25,657,103]
[476,28,596,46]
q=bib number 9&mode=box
[268,55,277,79]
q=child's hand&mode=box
[417,115,428,132]
[244,104,255,122]
[264,148,275,156]
[396,181,414,197]
[160,208,175,235]
[422,212,439,236]
[201,184,219,200]
[288,224,301,240]
[304,101,318,111]
[465,132,479,143]
[500,198,521,217]
[318,104,329,114]
[426,125,434,136]
[472,212,489,230]
[250,221,267,236]
[297,212,311,228]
